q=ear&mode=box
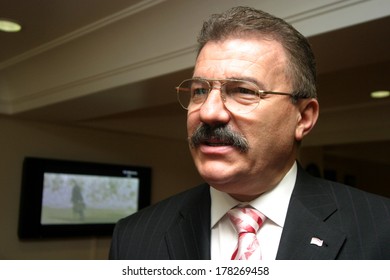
[295,98,319,141]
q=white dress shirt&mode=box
[210,162,297,260]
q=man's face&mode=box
[187,37,315,201]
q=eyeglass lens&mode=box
[177,79,261,114]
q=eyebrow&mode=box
[191,76,267,90]
[229,76,267,90]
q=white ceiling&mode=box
[0,0,389,163]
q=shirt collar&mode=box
[210,162,297,228]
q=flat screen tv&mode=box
[18,157,151,239]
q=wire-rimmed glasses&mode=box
[176,78,298,114]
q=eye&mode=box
[191,87,209,96]
[189,80,209,96]
[225,82,258,96]
[236,87,257,95]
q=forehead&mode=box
[194,38,288,80]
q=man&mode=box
[109,7,390,260]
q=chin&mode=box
[197,163,239,186]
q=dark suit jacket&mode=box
[109,165,390,259]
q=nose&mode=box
[199,88,230,126]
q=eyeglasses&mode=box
[176,78,300,114]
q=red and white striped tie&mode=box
[227,206,265,260]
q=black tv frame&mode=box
[18,157,152,239]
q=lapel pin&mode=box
[310,237,324,247]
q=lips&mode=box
[204,137,232,146]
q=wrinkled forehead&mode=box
[194,38,290,84]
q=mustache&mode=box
[189,124,249,152]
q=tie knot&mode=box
[227,206,265,234]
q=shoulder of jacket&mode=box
[117,183,209,223]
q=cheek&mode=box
[187,113,197,138]
[244,106,298,150]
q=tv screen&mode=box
[18,157,151,239]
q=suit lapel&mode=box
[165,184,211,260]
[161,167,347,259]
[276,166,346,259]
[276,196,346,259]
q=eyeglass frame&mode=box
[176,78,306,114]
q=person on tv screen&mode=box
[71,183,85,221]
[109,6,390,260]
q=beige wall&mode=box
[322,155,390,198]
[0,116,202,259]
[299,146,390,198]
